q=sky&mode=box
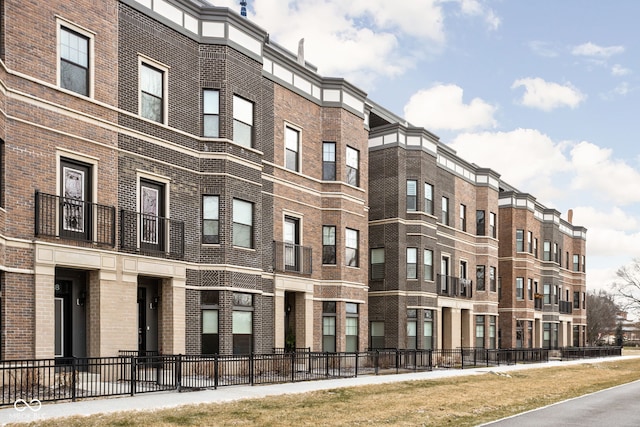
[211,0,640,295]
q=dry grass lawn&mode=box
[13,354,640,427]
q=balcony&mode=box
[437,275,473,298]
[120,210,184,259]
[35,191,116,246]
[559,300,573,314]
[273,241,312,275]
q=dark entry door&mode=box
[140,180,165,253]
[54,269,87,359]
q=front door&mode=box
[54,269,87,359]
[137,277,159,355]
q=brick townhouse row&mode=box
[0,0,586,360]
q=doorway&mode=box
[54,268,87,359]
[137,277,160,355]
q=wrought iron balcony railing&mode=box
[437,274,473,298]
[35,191,116,246]
[273,241,312,275]
[120,209,184,259]
[559,300,573,314]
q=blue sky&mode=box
[213,0,640,294]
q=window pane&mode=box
[233,199,252,225]
[203,196,219,220]
[346,317,358,335]
[323,226,335,244]
[371,248,384,263]
[202,310,218,334]
[232,311,252,334]
[346,303,358,314]
[141,93,162,122]
[346,229,358,248]
[61,61,87,95]
[233,120,252,147]
[141,64,163,97]
[323,142,335,161]
[233,95,253,125]
[233,223,251,247]
[204,116,219,137]
[371,322,384,336]
[346,147,358,168]
[323,316,335,335]
[204,90,219,114]
[285,127,299,151]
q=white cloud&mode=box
[528,41,559,58]
[403,84,497,131]
[458,0,500,30]
[511,77,586,111]
[448,129,570,198]
[569,141,640,205]
[571,42,625,58]
[572,206,640,232]
[612,64,631,76]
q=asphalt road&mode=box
[483,379,640,426]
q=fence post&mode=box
[325,352,329,377]
[355,352,359,377]
[461,348,464,369]
[291,352,295,383]
[71,357,77,402]
[214,354,219,390]
[375,350,379,375]
[175,354,182,391]
[396,350,399,374]
[249,353,254,386]
[130,356,136,396]
[428,349,433,370]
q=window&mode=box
[201,291,219,354]
[489,212,496,238]
[553,243,559,263]
[543,284,550,304]
[283,216,300,271]
[233,95,253,147]
[516,320,524,348]
[554,285,559,304]
[527,278,533,300]
[573,291,580,309]
[476,210,485,235]
[441,196,449,225]
[60,26,90,96]
[370,321,385,350]
[460,204,466,231]
[407,180,417,211]
[534,238,538,258]
[543,323,550,349]
[203,89,220,137]
[232,293,253,354]
[565,251,569,269]
[527,231,533,253]
[322,301,336,352]
[140,179,165,249]
[490,266,496,292]
[424,183,434,215]
[140,62,164,123]
[476,265,486,291]
[582,292,586,309]
[407,310,417,350]
[322,226,336,264]
[528,321,533,348]
[345,303,359,352]
[489,317,496,349]
[202,195,219,244]
[285,126,300,171]
[407,248,417,279]
[346,146,359,186]
[370,248,385,280]
[322,142,336,180]
[543,241,551,261]
[345,228,359,267]
[232,199,253,248]
[582,255,586,273]
[423,310,434,350]
[476,316,485,348]
[516,229,524,252]
[516,277,524,300]
[424,249,433,281]
[60,158,92,240]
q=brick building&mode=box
[0,0,585,360]
[0,0,368,359]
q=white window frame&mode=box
[138,55,169,125]
[284,124,301,172]
[57,17,95,98]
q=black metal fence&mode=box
[0,347,621,407]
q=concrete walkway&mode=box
[0,356,636,426]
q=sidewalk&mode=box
[0,356,635,426]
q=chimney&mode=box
[297,38,305,65]
[567,209,573,224]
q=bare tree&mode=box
[614,259,640,314]
[586,290,619,345]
